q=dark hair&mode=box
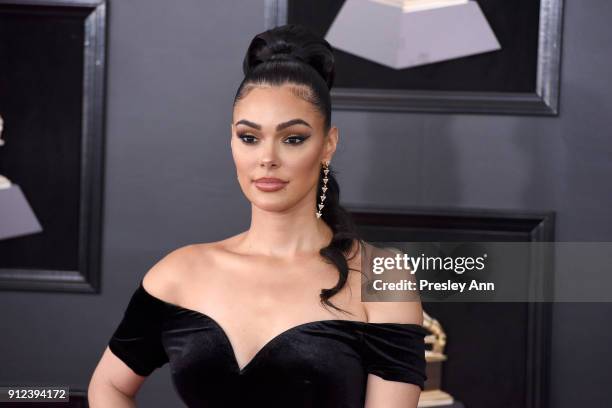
[233,24,364,315]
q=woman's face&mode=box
[231,84,337,214]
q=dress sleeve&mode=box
[360,323,428,389]
[108,281,169,376]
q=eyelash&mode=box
[236,133,309,145]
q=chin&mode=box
[251,200,292,213]
[247,192,300,212]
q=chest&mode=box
[161,315,368,408]
[162,313,367,406]
[176,254,367,374]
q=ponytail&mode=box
[236,24,364,314]
[318,165,364,315]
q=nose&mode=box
[260,159,278,169]
[259,140,279,169]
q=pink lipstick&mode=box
[253,177,288,192]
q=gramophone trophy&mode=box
[418,310,455,407]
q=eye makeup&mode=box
[235,132,311,145]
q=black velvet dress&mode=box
[108,279,428,407]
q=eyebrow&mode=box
[235,118,313,131]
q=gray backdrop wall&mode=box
[1,0,611,406]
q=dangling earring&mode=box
[316,161,330,219]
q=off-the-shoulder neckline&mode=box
[136,279,426,330]
[136,278,428,374]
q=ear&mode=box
[323,126,338,163]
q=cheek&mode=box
[287,149,321,186]
[231,144,256,178]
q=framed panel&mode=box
[347,204,554,408]
[0,0,106,293]
[265,0,564,115]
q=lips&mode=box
[253,177,288,192]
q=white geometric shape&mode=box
[324,0,501,69]
[325,0,403,68]
[0,184,43,240]
[371,0,468,13]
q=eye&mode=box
[284,135,309,145]
[237,133,258,144]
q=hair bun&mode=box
[242,24,335,89]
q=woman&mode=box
[88,23,427,407]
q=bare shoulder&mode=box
[141,243,215,303]
[140,232,242,301]
[364,298,424,325]
[360,242,424,325]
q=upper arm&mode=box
[363,246,425,408]
[89,346,147,400]
[363,301,424,408]
[89,245,196,399]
